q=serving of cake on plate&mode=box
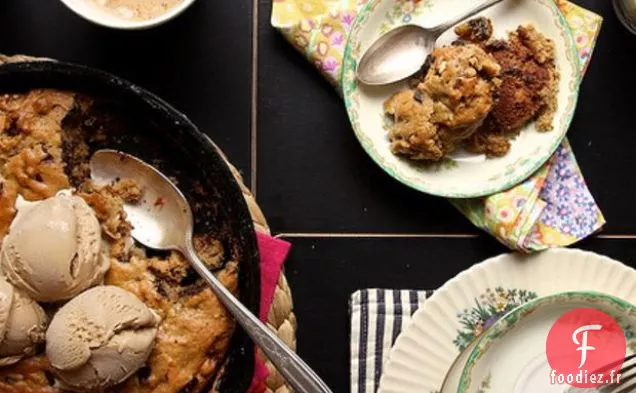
[383,17,560,162]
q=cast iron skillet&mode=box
[0,61,260,393]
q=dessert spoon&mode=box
[356,0,505,85]
[90,149,333,393]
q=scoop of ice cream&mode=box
[46,285,160,391]
[0,277,47,366]
[1,193,109,302]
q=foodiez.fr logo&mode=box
[546,308,626,388]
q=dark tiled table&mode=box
[2,0,636,391]
[257,0,636,235]
[256,2,636,385]
[0,0,253,181]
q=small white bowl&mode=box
[58,0,197,29]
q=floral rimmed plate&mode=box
[341,0,580,198]
[376,249,636,393]
[459,291,636,393]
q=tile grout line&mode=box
[248,3,628,244]
[597,234,636,239]
[250,0,259,196]
[274,233,636,239]
[275,232,480,239]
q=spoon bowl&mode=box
[90,150,192,250]
[355,0,505,85]
[89,149,333,393]
[355,25,435,86]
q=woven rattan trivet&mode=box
[219,152,297,393]
[0,55,297,393]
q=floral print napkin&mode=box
[271,0,604,252]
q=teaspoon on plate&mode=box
[90,149,333,393]
[355,0,505,86]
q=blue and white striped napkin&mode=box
[349,289,433,393]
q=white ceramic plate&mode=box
[459,292,636,393]
[342,0,580,198]
[376,249,636,393]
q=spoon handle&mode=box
[181,242,333,393]
[432,0,505,36]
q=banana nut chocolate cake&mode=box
[383,17,559,161]
[0,89,239,393]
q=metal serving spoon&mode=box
[356,0,505,85]
[90,149,332,393]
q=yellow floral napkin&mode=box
[271,0,604,252]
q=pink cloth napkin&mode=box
[247,232,292,393]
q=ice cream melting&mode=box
[0,277,47,366]
[46,285,160,391]
[0,193,110,302]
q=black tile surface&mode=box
[257,2,473,234]
[0,0,253,179]
[257,0,636,235]
[5,0,636,392]
[283,236,636,392]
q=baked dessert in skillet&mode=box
[0,89,241,393]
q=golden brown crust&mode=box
[454,17,494,43]
[0,90,238,393]
[463,122,511,157]
[0,91,73,237]
[465,24,559,156]
[515,26,559,132]
[78,182,134,261]
[384,90,444,161]
[0,356,57,393]
[0,177,18,240]
[383,22,559,161]
[484,25,558,133]
[383,44,501,161]
[420,45,500,130]
[104,247,237,393]
[4,145,69,201]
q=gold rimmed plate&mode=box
[377,249,636,393]
[342,0,580,198]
